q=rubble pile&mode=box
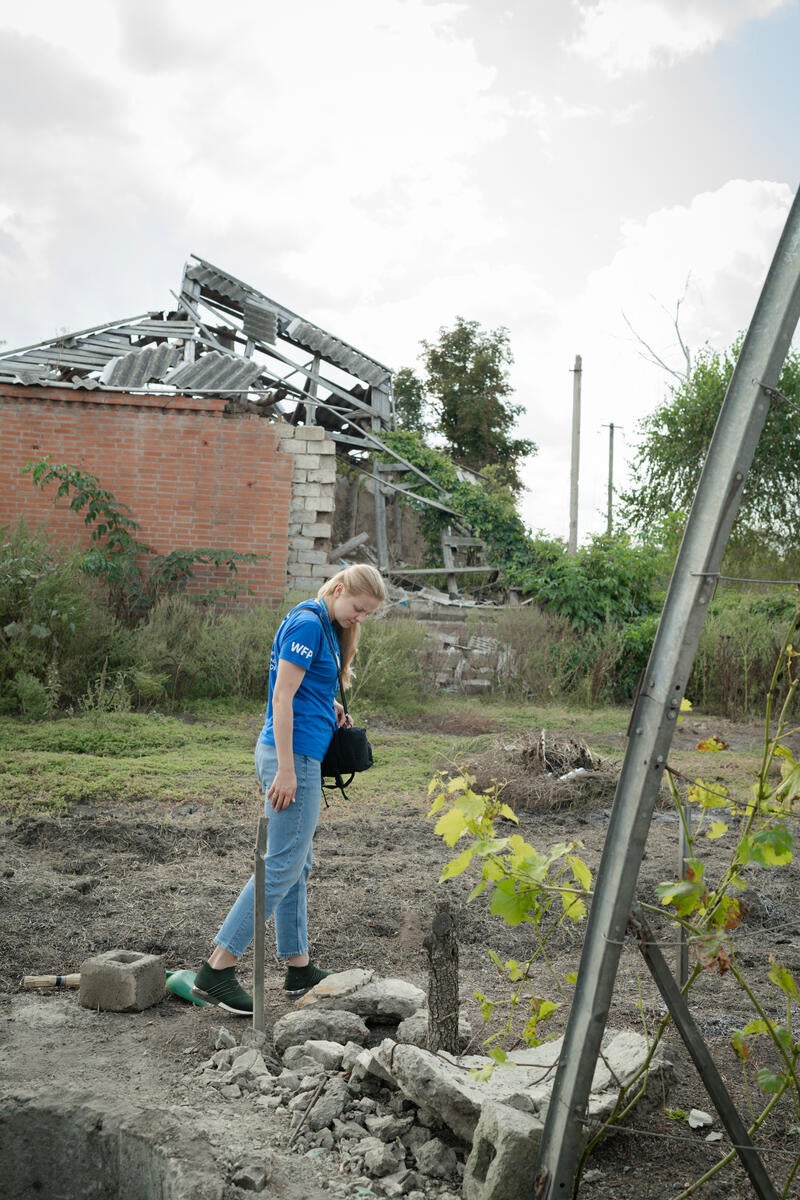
[190,970,671,1200]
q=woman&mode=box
[192,564,386,1014]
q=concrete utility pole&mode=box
[534,184,800,1200]
[567,355,582,555]
[603,421,617,535]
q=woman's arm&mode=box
[268,659,306,810]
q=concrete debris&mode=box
[230,1154,272,1192]
[196,977,671,1200]
[272,1007,370,1055]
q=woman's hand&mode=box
[267,765,298,810]
[333,700,353,728]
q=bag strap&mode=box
[298,602,348,715]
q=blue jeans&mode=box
[213,744,322,960]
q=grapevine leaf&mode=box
[560,887,587,922]
[490,881,533,926]
[731,1030,750,1061]
[756,1069,785,1095]
[434,808,469,848]
[440,847,475,881]
[768,960,800,1001]
[749,824,793,867]
[567,853,592,891]
[740,1020,769,1036]
[706,821,728,840]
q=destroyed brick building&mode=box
[0,255,493,601]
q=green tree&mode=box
[392,366,428,434]
[406,317,536,493]
[619,338,800,563]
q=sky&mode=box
[1,0,798,544]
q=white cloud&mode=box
[515,178,796,540]
[569,0,791,76]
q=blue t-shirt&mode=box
[258,600,340,761]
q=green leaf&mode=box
[560,887,587,921]
[427,793,446,816]
[434,807,468,848]
[749,824,793,867]
[567,853,592,891]
[498,803,518,823]
[756,1069,786,1095]
[440,847,475,881]
[482,858,506,882]
[687,779,729,809]
[740,1020,769,1036]
[474,991,495,1022]
[564,971,578,985]
[490,881,533,926]
[656,877,705,916]
[468,879,488,902]
[706,821,728,840]
[456,793,487,821]
[768,960,800,1001]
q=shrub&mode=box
[529,533,664,629]
[191,604,283,701]
[133,596,206,704]
[347,616,428,713]
[0,522,134,716]
[474,606,581,702]
[690,592,793,717]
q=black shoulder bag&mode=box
[308,606,373,797]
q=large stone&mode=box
[372,1030,671,1145]
[295,969,374,1008]
[414,1137,459,1180]
[396,1007,472,1051]
[308,1077,351,1132]
[312,978,426,1022]
[361,1136,405,1178]
[273,1008,369,1056]
[462,1102,543,1200]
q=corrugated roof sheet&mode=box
[100,343,182,388]
[164,351,262,395]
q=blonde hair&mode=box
[317,564,387,686]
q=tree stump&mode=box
[424,902,459,1054]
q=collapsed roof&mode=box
[0,254,394,454]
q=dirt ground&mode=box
[2,713,800,1199]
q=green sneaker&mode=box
[191,961,253,1015]
[283,962,331,997]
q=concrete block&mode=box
[301,522,332,539]
[294,453,320,470]
[463,1101,543,1200]
[79,949,165,1012]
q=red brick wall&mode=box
[0,384,293,605]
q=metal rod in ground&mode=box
[534,184,800,1200]
[252,817,268,1033]
[677,796,690,988]
[630,909,779,1200]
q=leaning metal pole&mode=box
[534,186,800,1200]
